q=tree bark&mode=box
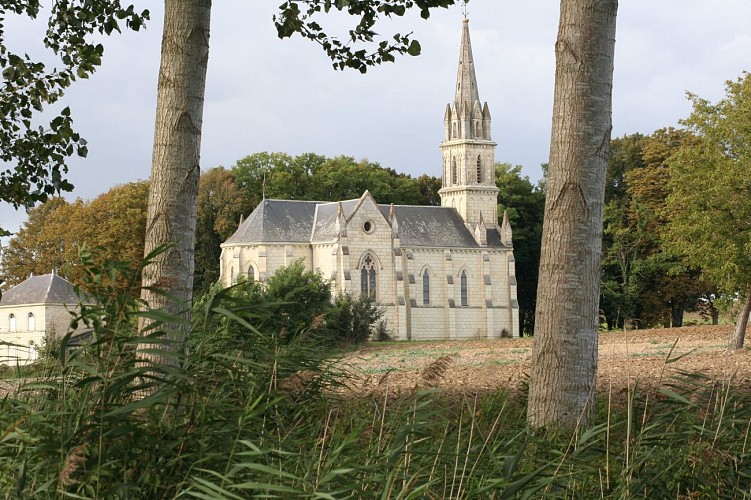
[139,0,211,361]
[670,299,684,327]
[527,0,618,430]
[729,286,751,351]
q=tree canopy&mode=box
[0,1,149,235]
[275,0,454,73]
[665,72,751,348]
[598,129,717,330]
[0,180,149,294]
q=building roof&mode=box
[223,195,507,250]
[224,199,321,244]
[0,273,85,306]
[379,205,482,248]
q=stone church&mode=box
[219,18,519,340]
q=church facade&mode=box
[219,18,520,340]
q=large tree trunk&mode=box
[527,0,618,430]
[729,287,751,351]
[139,0,211,362]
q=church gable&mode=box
[345,191,392,240]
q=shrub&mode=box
[326,293,384,344]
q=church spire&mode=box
[439,17,499,228]
[454,17,480,108]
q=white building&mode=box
[0,272,87,364]
[219,18,519,340]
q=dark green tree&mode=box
[194,167,252,295]
[495,163,545,334]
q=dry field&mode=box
[344,325,751,399]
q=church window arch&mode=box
[422,270,430,305]
[452,122,457,139]
[27,313,35,332]
[247,264,255,282]
[9,314,16,332]
[360,253,377,300]
[476,155,482,183]
[475,121,482,138]
[460,271,469,306]
[452,157,458,185]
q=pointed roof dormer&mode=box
[455,18,480,109]
[389,203,400,238]
[336,201,347,237]
[474,212,487,246]
[501,210,513,246]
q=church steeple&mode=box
[439,17,499,230]
[455,18,481,109]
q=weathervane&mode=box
[461,0,469,18]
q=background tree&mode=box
[232,151,324,207]
[527,0,618,430]
[495,163,545,334]
[0,1,148,235]
[194,167,251,296]
[665,72,751,350]
[231,151,442,208]
[0,181,148,293]
[0,198,76,285]
[599,129,713,329]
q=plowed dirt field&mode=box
[344,325,750,399]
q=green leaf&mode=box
[407,39,421,56]
[659,387,693,405]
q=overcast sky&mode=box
[1,0,750,241]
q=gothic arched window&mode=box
[476,155,482,183]
[452,157,458,185]
[9,314,16,332]
[460,271,468,306]
[247,265,255,282]
[422,271,430,305]
[360,254,377,299]
[27,313,35,332]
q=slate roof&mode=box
[311,200,360,242]
[224,199,321,244]
[0,273,85,306]
[224,195,507,249]
[379,205,482,247]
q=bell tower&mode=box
[439,18,499,231]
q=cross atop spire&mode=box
[454,17,480,108]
